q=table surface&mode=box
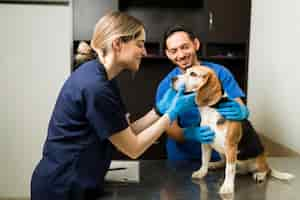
[99,157,300,200]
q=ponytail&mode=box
[74,41,97,67]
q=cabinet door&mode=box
[205,0,251,43]
[112,59,173,160]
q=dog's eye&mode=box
[190,72,198,77]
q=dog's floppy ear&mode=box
[196,70,223,107]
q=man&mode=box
[155,25,249,161]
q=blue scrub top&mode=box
[31,59,128,200]
[155,61,245,161]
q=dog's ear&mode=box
[196,70,222,107]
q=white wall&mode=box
[248,0,300,153]
[0,3,71,197]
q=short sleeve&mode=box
[84,84,128,141]
[203,61,245,99]
[218,66,245,99]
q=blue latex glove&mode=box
[183,125,215,144]
[165,84,196,122]
[155,87,177,115]
[178,106,201,128]
[217,99,249,120]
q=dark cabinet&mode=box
[109,1,251,160]
[205,0,251,43]
[120,2,207,43]
[113,59,175,160]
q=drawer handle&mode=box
[209,11,214,31]
[154,140,160,144]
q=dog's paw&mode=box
[253,172,267,183]
[219,183,234,199]
[192,168,208,179]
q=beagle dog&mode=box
[172,65,294,197]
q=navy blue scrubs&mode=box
[31,59,128,200]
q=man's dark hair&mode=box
[162,25,196,50]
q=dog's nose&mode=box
[171,77,178,85]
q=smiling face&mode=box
[172,65,223,106]
[165,31,200,70]
[118,28,147,71]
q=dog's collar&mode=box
[210,97,229,108]
[184,91,194,95]
[210,86,227,108]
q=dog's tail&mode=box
[270,168,295,181]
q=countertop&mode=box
[100,157,300,200]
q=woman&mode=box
[30,11,196,200]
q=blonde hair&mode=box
[75,11,144,66]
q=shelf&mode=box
[72,41,246,62]
[143,55,167,59]
[204,56,246,60]
[142,55,245,62]
[205,42,246,60]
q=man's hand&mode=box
[183,125,215,144]
[217,99,249,121]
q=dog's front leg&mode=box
[192,144,212,179]
[219,144,237,197]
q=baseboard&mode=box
[259,134,300,157]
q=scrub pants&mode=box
[31,160,103,200]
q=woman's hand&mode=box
[165,84,196,122]
[155,87,177,115]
